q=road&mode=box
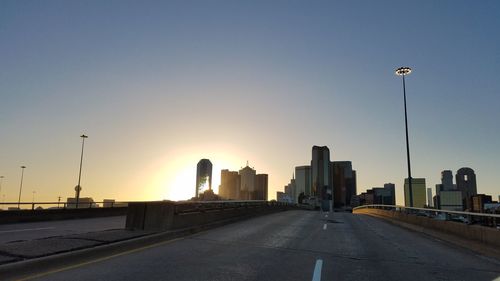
[0,216,125,243]
[28,210,500,281]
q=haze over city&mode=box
[1,1,499,205]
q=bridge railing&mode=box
[0,201,129,211]
[353,204,500,227]
[0,200,295,212]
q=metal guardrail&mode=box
[353,204,500,227]
[0,201,129,211]
[0,200,295,212]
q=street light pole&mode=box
[18,166,26,209]
[395,66,413,207]
[75,134,88,209]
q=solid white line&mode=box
[312,259,323,281]
[0,227,55,234]
[323,224,327,230]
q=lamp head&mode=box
[395,67,412,76]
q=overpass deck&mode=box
[16,210,500,281]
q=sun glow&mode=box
[146,144,246,201]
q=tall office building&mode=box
[383,183,396,205]
[254,174,268,200]
[427,188,433,207]
[311,146,332,211]
[239,165,256,200]
[404,178,426,207]
[196,159,212,198]
[219,169,240,200]
[439,190,463,211]
[295,166,311,197]
[456,167,477,210]
[441,170,454,190]
[331,161,355,208]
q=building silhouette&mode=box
[311,146,332,211]
[456,167,477,210]
[219,169,240,200]
[295,166,311,198]
[239,165,256,200]
[254,174,268,201]
[218,163,268,201]
[331,161,356,208]
[196,159,212,198]
[404,178,426,207]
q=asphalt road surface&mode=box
[29,210,500,281]
[0,216,125,243]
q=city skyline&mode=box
[1,1,500,205]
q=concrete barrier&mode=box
[354,208,500,248]
[126,201,294,231]
[0,207,128,224]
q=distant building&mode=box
[311,146,332,211]
[439,191,463,211]
[441,170,454,190]
[102,199,128,208]
[277,191,293,203]
[284,176,297,203]
[254,174,268,200]
[196,159,213,198]
[404,178,426,208]
[456,167,477,210]
[219,169,240,200]
[295,166,311,197]
[426,188,433,207]
[371,184,395,205]
[66,197,97,208]
[331,161,356,208]
[383,183,396,205]
[359,191,374,205]
[472,194,492,213]
[239,165,256,200]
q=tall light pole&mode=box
[75,134,88,209]
[18,166,26,209]
[395,66,413,207]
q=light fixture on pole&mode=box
[75,134,88,209]
[18,166,26,209]
[395,66,413,207]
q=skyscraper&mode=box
[331,161,356,208]
[404,178,426,208]
[239,164,256,200]
[383,183,396,205]
[219,169,240,200]
[196,159,212,198]
[295,166,311,197]
[456,167,477,210]
[441,170,454,190]
[254,174,268,200]
[311,146,331,211]
[427,188,433,207]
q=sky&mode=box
[1,1,499,205]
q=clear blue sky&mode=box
[1,1,499,204]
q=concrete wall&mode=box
[0,207,128,224]
[353,208,500,248]
[126,201,294,231]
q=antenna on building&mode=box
[246,160,249,167]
